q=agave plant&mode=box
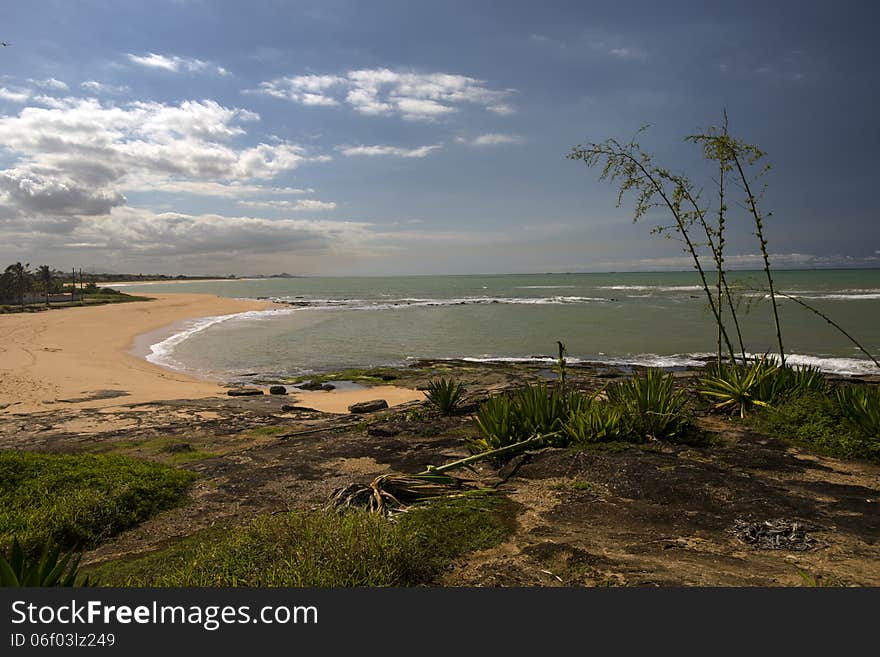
[425,378,466,415]
[565,402,631,443]
[515,383,567,444]
[835,385,880,437]
[0,538,94,587]
[473,395,525,451]
[609,368,689,439]
[697,358,777,418]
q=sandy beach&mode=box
[0,294,424,415]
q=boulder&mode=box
[297,380,325,390]
[281,404,320,413]
[321,383,336,391]
[348,399,389,414]
[269,385,288,395]
[227,388,263,396]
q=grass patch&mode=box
[83,436,217,465]
[247,425,287,437]
[757,393,880,461]
[0,451,196,553]
[89,491,514,587]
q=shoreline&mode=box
[0,293,424,415]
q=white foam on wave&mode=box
[597,285,704,292]
[145,307,296,371]
[449,352,879,375]
[274,295,610,309]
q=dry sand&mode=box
[0,294,423,415]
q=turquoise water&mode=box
[115,270,880,379]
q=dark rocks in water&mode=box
[163,442,195,454]
[297,381,326,390]
[269,385,288,395]
[227,388,263,396]
[348,399,389,414]
[367,425,400,437]
[281,404,320,413]
[321,383,336,391]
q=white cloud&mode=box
[237,199,336,211]
[607,47,646,60]
[0,87,30,103]
[254,68,515,121]
[337,144,442,158]
[127,52,230,76]
[29,77,68,90]
[0,97,328,234]
[487,103,515,116]
[28,207,371,257]
[125,180,315,198]
[80,80,130,95]
[457,133,524,146]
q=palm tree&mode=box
[37,265,53,307]
[5,262,32,310]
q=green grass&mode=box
[83,436,217,465]
[757,392,880,461]
[0,293,152,313]
[0,451,196,553]
[88,491,514,587]
[247,425,288,437]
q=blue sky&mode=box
[1,0,878,275]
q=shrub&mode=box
[759,392,880,461]
[0,538,93,587]
[608,369,690,440]
[0,451,196,553]
[699,358,828,418]
[697,358,776,417]
[473,395,525,451]
[835,385,880,438]
[515,383,567,444]
[472,384,572,451]
[564,402,631,443]
[425,378,466,415]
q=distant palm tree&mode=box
[5,262,32,310]
[37,265,53,307]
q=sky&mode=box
[1,0,878,276]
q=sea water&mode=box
[114,270,880,380]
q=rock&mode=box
[269,385,288,395]
[348,399,389,414]
[321,383,336,391]
[281,404,320,413]
[367,425,400,437]
[227,388,263,396]
[297,380,325,391]
[380,374,397,381]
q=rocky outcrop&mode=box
[227,388,263,396]
[348,399,389,414]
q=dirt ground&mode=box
[2,361,878,586]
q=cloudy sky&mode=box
[2,0,878,275]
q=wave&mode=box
[145,308,296,371]
[272,295,611,309]
[448,352,879,375]
[597,285,704,292]
[516,285,576,289]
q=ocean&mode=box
[115,270,880,381]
